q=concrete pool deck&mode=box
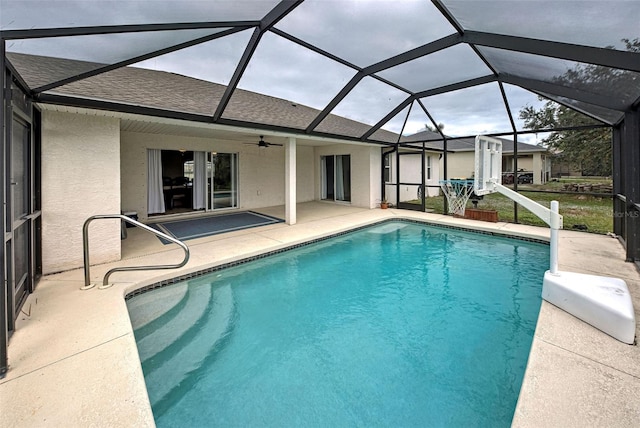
[1,202,639,426]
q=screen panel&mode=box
[237,32,356,112]
[443,0,640,51]
[420,82,512,137]
[479,47,640,108]
[0,0,277,30]
[376,44,492,93]
[274,0,457,67]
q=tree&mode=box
[424,122,444,133]
[519,38,639,177]
[519,101,611,176]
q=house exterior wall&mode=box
[532,153,543,184]
[551,159,582,177]
[544,155,552,181]
[40,119,379,275]
[442,151,476,179]
[120,132,316,220]
[505,154,546,184]
[297,144,315,203]
[41,111,121,274]
[446,151,547,184]
[314,144,380,208]
[502,155,534,172]
[385,152,441,204]
[369,148,382,208]
[517,156,534,172]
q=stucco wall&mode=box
[369,148,382,208]
[532,153,543,184]
[296,145,315,202]
[386,152,441,203]
[121,132,315,220]
[442,151,476,179]
[41,111,121,274]
[446,151,547,184]
[516,156,534,172]
[314,144,379,208]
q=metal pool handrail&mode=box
[82,214,190,290]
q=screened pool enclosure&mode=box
[1,0,639,376]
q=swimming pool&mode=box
[127,221,549,427]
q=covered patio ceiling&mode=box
[1,0,639,145]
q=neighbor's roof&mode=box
[2,1,639,144]
[400,129,547,153]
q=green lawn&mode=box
[420,178,614,234]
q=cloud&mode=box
[274,0,455,67]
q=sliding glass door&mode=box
[208,152,238,210]
[321,155,351,202]
[151,150,238,215]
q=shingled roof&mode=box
[400,129,546,153]
[8,52,400,144]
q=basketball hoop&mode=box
[440,179,475,217]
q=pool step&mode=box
[127,282,189,331]
[143,284,235,408]
[135,284,212,362]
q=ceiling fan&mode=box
[245,135,283,148]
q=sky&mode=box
[2,0,636,145]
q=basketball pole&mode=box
[475,135,634,344]
[474,134,562,275]
[492,183,562,274]
[549,201,559,275]
[497,180,634,344]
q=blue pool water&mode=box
[127,221,549,427]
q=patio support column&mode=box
[285,137,296,225]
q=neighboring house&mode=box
[551,161,583,178]
[8,52,399,275]
[549,149,585,177]
[402,130,551,185]
[383,148,442,205]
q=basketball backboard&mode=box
[474,135,502,195]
